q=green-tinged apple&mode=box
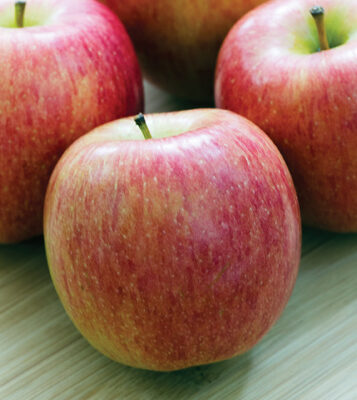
[44,109,301,371]
[0,0,143,243]
[215,0,357,232]
[99,0,266,101]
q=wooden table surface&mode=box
[1,82,356,400]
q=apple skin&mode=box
[44,109,301,371]
[215,0,357,232]
[0,0,143,243]
[99,0,266,101]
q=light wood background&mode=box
[1,82,356,400]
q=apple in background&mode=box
[215,0,357,232]
[99,0,266,102]
[44,109,301,371]
[0,0,143,244]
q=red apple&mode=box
[99,0,266,101]
[0,0,143,243]
[215,0,357,232]
[44,109,301,371]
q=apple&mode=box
[215,0,357,232]
[99,0,266,101]
[44,109,301,371]
[0,0,143,243]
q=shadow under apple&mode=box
[108,352,253,400]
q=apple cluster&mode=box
[1,0,355,372]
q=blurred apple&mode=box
[100,0,266,101]
[44,109,301,371]
[0,0,143,243]
[216,0,357,232]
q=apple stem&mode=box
[310,6,330,51]
[134,113,152,140]
[15,0,26,28]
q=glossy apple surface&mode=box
[44,109,301,371]
[215,0,357,232]
[0,0,143,243]
[100,0,266,101]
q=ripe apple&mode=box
[99,0,266,101]
[215,0,357,232]
[44,109,301,371]
[0,0,143,243]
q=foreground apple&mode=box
[0,0,143,243]
[100,0,266,101]
[215,0,357,232]
[44,109,301,371]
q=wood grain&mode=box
[0,82,356,400]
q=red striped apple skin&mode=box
[44,109,301,371]
[215,0,357,232]
[0,0,143,243]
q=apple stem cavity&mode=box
[15,0,26,28]
[310,6,330,51]
[134,113,152,140]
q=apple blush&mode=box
[216,0,357,232]
[44,109,301,371]
[0,0,143,243]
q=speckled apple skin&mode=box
[100,0,266,101]
[215,0,357,232]
[44,109,301,371]
[0,0,143,243]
